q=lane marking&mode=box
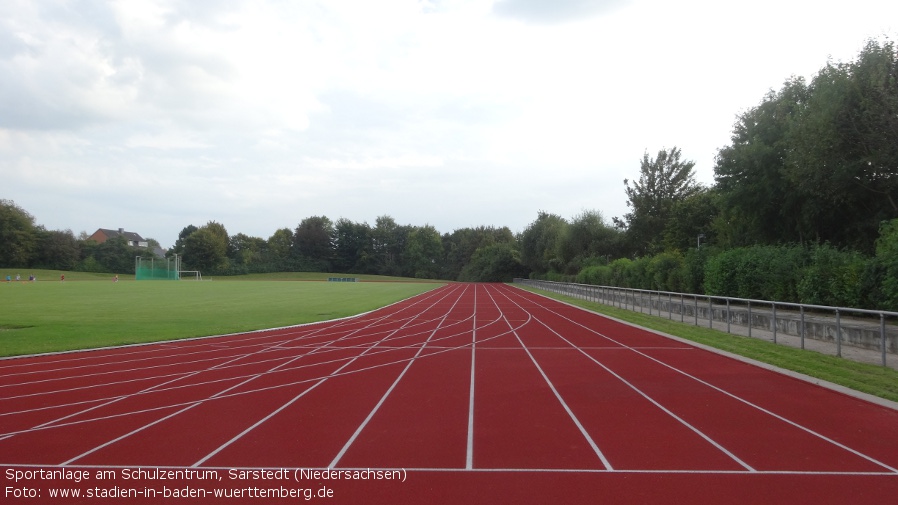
[484,285,612,471]
[466,285,476,470]
[328,285,469,468]
[493,284,755,472]
[504,284,898,474]
[192,284,470,468]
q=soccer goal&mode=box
[178,270,203,281]
[135,255,180,280]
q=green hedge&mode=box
[570,219,898,311]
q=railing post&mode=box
[748,301,752,338]
[726,298,731,333]
[800,305,805,350]
[708,296,713,329]
[694,295,698,326]
[880,313,886,367]
[836,309,842,358]
[772,302,777,344]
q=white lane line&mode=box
[504,285,898,474]
[0,298,477,406]
[328,286,469,468]
[483,285,612,471]
[2,306,384,442]
[495,284,755,472]
[60,317,387,465]
[465,285,477,470]
[193,284,468,468]
[57,287,464,466]
[0,311,526,441]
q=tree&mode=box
[170,225,199,257]
[34,229,81,270]
[458,243,527,282]
[714,78,809,247]
[556,210,622,273]
[662,188,720,251]
[0,199,38,267]
[520,211,567,274]
[293,216,334,271]
[229,233,267,270]
[372,215,407,276]
[403,225,442,279]
[93,235,134,274]
[620,147,700,255]
[182,221,230,273]
[266,228,294,271]
[785,38,898,251]
[442,226,516,280]
[333,218,374,273]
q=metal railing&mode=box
[514,278,898,368]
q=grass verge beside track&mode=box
[519,285,898,403]
[0,278,441,357]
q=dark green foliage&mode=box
[92,236,135,274]
[182,222,230,274]
[715,39,898,251]
[703,245,806,301]
[0,200,38,267]
[520,211,567,275]
[874,219,898,309]
[333,219,374,274]
[442,226,516,280]
[34,229,80,271]
[293,216,334,272]
[620,147,700,255]
[797,245,867,307]
[646,251,684,291]
[556,210,623,274]
[458,243,527,282]
[714,78,809,246]
[403,225,442,279]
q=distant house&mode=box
[89,228,166,258]
[89,228,148,247]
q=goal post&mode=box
[178,270,202,281]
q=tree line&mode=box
[166,216,527,282]
[0,201,527,282]
[522,38,898,310]
[2,38,896,308]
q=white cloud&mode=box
[3,0,897,247]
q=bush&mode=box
[798,245,868,307]
[646,251,684,291]
[681,246,714,294]
[704,245,806,301]
[874,219,898,310]
[576,265,612,285]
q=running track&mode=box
[2,283,897,504]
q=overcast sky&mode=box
[2,0,896,248]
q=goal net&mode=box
[135,255,180,280]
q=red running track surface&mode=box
[1,283,897,504]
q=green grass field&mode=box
[520,286,898,403]
[0,272,442,357]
